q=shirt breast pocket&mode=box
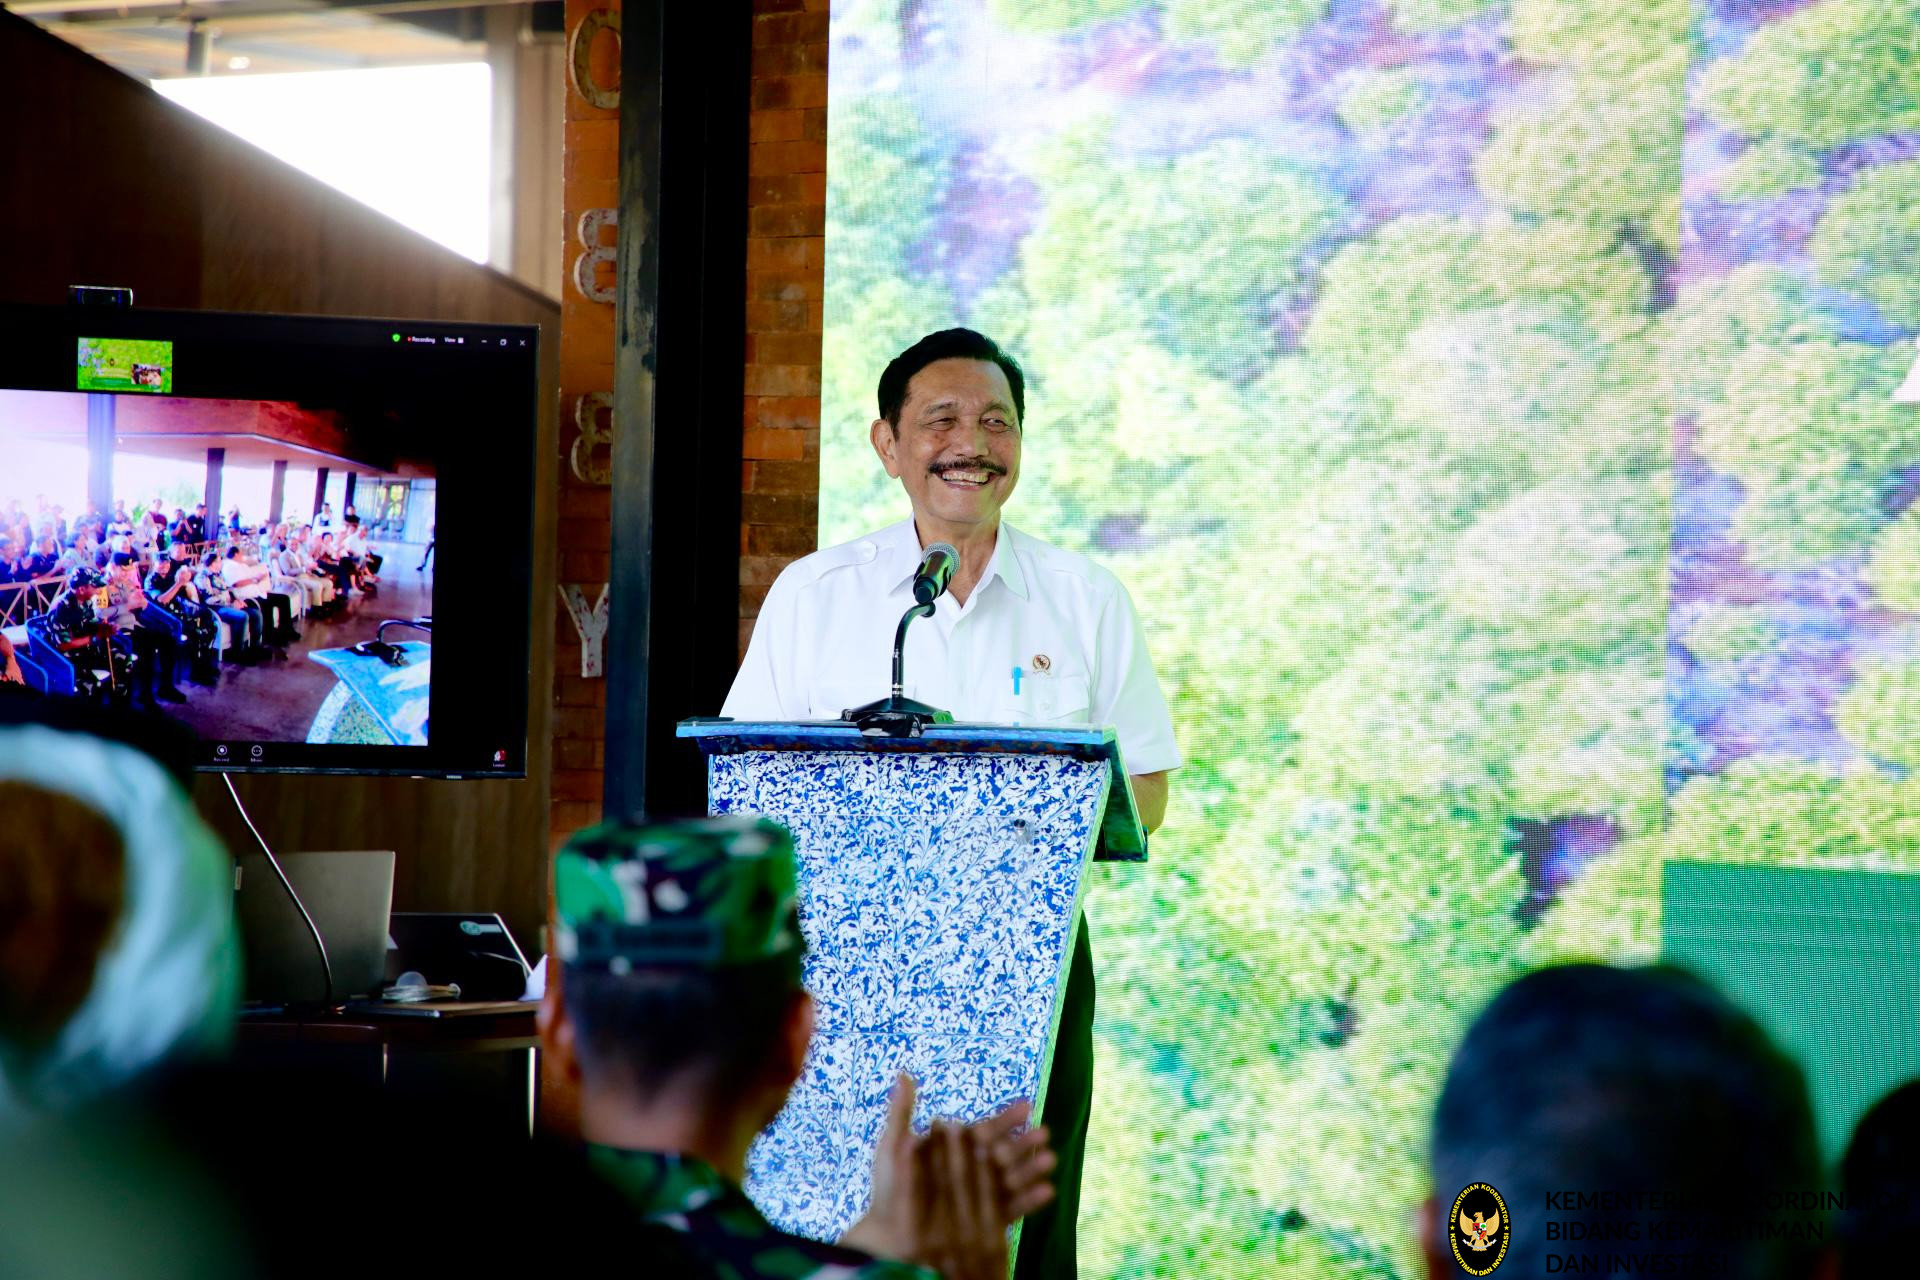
[1008,673,1091,727]
[807,685,876,721]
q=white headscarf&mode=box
[0,724,240,1121]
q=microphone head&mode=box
[913,542,960,603]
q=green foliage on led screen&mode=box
[1691,339,1917,567]
[1526,762,1920,968]
[1837,654,1920,772]
[1696,0,1920,149]
[1163,0,1329,65]
[1336,70,1427,133]
[818,1,1920,1277]
[985,0,1149,32]
[1387,0,1500,34]
[1715,140,1822,200]
[1867,509,1920,614]
[1810,161,1920,330]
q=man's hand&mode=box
[840,1072,925,1262]
[840,1073,1056,1274]
[918,1120,1005,1280]
[1131,770,1171,834]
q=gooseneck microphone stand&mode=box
[845,599,954,737]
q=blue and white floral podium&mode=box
[676,719,1146,1256]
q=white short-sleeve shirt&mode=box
[722,519,1181,776]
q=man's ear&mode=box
[537,965,582,1084]
[1417,1195,1451,1280]
[871,418,903,479]
[780,989,816,1086]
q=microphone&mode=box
[912,542,959,604]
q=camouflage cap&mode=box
[553,816,805,975]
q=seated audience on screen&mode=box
[258,533,310,626]
[285,526,338,616]
[315,532,356,599]
[340,515,381,593]
[197,551,262,664]
[541,816,1056,1280]
[0,536,24,583]
[225,546,293,655]
[146,545,220,686]
[103,554,185,706]
[27,536,60,581]
[1426,963,1828,1280]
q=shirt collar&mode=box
[879,518,1029,603]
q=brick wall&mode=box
[740,0,829,656]
[548,0,829,855]
[552,0,620,847]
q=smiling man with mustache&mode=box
[723,327,1180,1279]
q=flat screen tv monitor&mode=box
[0,302,538,777]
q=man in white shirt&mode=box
[722,327,1179,1279]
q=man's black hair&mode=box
[1432,964,1822,1280]
[564,961,802,1103]
[1840,1079,1920,1277]
[876,328,1025,430]
[110,551,134,567]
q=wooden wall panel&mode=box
[0,10,560,951]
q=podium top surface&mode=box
[678,719,1147,861]
[679,718,1117,757]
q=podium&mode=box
[677,719,1146,1251]
[305,641,430,745]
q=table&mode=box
[234,1005,539,1138]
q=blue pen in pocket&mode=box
[1012,665,1023,696]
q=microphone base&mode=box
[843,694,953,738]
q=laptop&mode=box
[235,850,396,1005]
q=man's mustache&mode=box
[928,460,1007,477]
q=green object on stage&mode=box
[1663,861,1920,1163]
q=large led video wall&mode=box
[820,2,1920,1275]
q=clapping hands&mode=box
[842,1072,1057,1280]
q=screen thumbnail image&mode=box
[76,337,173,394]
[0,388,438,750]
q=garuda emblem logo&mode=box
[1449,1183,1510,1275]
[1459,1206,1501,1251]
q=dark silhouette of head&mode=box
[1428,964,1824,1280]
[1840,1078,1920,1278]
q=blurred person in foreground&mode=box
[0,721,238,1118]
[0,719,248,1278]
[0,714,631,1279]
[1838,1079,1920,1278]
[540,816,1057,1279]
[1425,964,1833,1280]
